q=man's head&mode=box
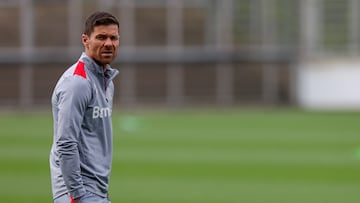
[82,11,120,68]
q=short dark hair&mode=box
[83,11,119,36]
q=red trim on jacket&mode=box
[70,194,76,203]
[73,61,87,79]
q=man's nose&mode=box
[104,38,113,46]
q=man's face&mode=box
[82,24,119,67]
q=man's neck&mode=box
[92,58,107,73]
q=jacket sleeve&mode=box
[55,76,91,199]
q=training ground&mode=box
[0,108,359,203]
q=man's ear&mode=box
[82,34,89,49]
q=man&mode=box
[50,11,120,203]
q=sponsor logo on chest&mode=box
[92,106,112,119]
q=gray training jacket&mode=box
[50,53,119,200]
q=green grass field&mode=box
[0,108,360,203]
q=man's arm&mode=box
[55,76,91,199]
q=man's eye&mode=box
[97,36,106,40]
[111,36,119,41]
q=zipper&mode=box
[103,71,108,102]
[103,74,107,93]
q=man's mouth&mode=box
[101,51,113,57]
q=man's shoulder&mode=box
[57,62,92,92]
[61,61,90,81]
[73,61,87,79]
